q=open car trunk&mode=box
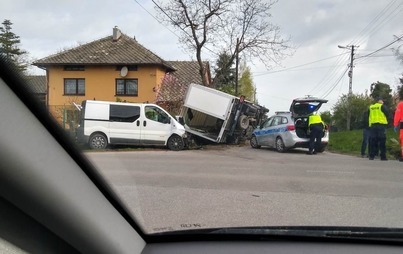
[290,97,328,138]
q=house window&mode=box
[64,65,85,71]
[116,79,138,96]
[64,79,85,95]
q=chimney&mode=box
[113,26,121,42]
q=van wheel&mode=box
[167,135,184,151]
[250,136,261,149]
[89,133,108,149]
[275,137,286,153]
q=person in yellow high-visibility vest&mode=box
[368,98,389,161]
[307,111,325,155]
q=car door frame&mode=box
[140,105,173,145]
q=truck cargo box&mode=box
[180,84,269,144]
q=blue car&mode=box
[250,97,329,152]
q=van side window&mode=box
[109,105,140,122]
[145,106,170,124]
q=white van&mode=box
[76,100,187,150]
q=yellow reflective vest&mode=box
[308,114,324,127]
[369,103,387,126]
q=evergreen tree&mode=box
[213,52,236,91]
[0,19,28,72]
[213,53,257,101]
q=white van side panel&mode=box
[141,120,170,145]
[85,102,109,120]
[84,120,110,139]
[109,121,141,145]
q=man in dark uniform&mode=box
[307,112,325,155]
[368,98,389,161]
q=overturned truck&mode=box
[179,83,269,144]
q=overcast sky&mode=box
[1,0,402,113]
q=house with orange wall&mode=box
[33,27,209,127]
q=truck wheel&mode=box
[250,136,261,149]
[167,135,184,151]
[89,133,108,149]
[275,137,286,153]
[238,115,249,130]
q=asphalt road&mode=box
[85,145,403,233]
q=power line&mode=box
[132,0,181,39]
[329,34,403,98]
[355,34,403,61]
[357,59,398,65]
[352,0,402,46]
[308,53,350,95]
[359,2,403,45]
[151,0,190,37]
[317,0,402,102]
[351,0,397,44]
[321,67,349,99]
[252,52,349,77]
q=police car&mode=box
[250,97,329,152]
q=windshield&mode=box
[2,0,403,238]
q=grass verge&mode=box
[328,128,400,159]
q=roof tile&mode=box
[25,75,46,94]
[33,34,175,71]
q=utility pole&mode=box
[348,45,355,96]
[338,44,358,131]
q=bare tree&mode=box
[154,0,292,86]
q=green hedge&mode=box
[328,128,400,159]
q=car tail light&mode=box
[287,125,295,131]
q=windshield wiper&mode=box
[211,227,403,240]
[153,226,403,242]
